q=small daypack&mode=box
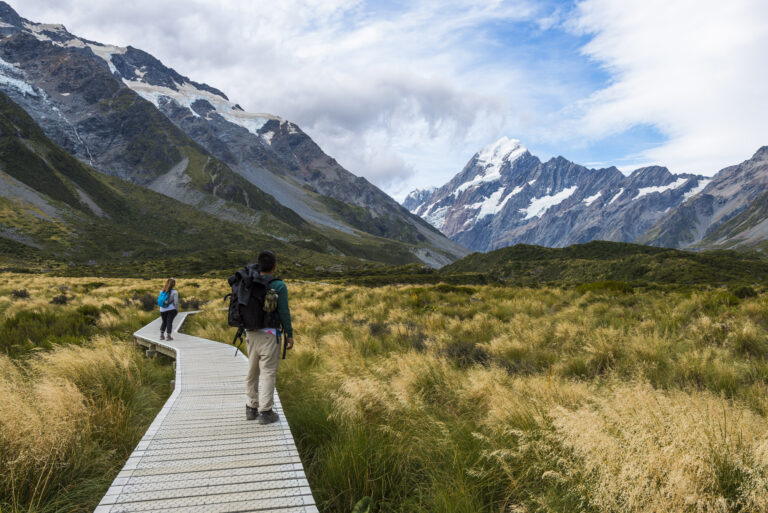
[225,265,280,330]
[157,289,172,308]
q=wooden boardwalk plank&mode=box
[95,313,317,513]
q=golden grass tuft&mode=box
[0,273,174,512]
[552,382,768,512]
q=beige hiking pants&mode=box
[245,329,281,412]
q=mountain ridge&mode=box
[405,137,709,252]
[639,146,768,250]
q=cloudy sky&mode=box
[13,0,768,200]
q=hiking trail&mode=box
[95,312,317,513]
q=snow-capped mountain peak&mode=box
[403,187,437,212]
[3,16,282,142]
[405,139,711,251]
[451,138,529,197]
[476,137,527,166]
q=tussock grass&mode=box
[182,280,768,512]
[0,274,174,513]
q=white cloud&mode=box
[11,0,544,194]
[11,0,766,199]
[567,0,768,175]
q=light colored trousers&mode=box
[245,329,280,412]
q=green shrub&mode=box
[81,281,107,292]
[76,305,102,325]
[1,309,90,357]
[139,293,155,312]
[50,294,69,305]
[11,288,29,299]
[732,285,758,299]
[442,339,490,368]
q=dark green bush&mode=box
[76,305,101,325]
[81,281,107,292]
[139,293,155,312]
[11,289,29,299]
[732,285,758,299]
[368,322,389,337]
[0,309,90,357]
[442,339,490,368]
[50,294,69,305]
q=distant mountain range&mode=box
[405,137,768,252]
[0,2,467,267]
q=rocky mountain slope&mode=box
[0,87,444,277]
[639,147,768,251]
[0,2,466,266]
[406,137,709,251]
[0,88,288,263]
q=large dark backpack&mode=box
[225,265,280,330]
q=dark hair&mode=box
[258,250,276,273]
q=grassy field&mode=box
[5,272,768,512]
[183,279,768,513]
[0,274,174,513]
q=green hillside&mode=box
[441,240,768,286]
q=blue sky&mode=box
[15,0,768,199]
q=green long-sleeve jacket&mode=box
[262,275,293,337]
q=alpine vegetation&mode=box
[0,274,174,513]
[184,278,768,512]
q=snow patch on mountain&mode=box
[583,192,601,206]
[682,178,712,202]
[82,40,279,134]
[219,110,271,135]
[0,57,37,96]
[470,184,523,220]
[634,177,689,200]
[455,170,501,194]
[86,43,126,75]
[520,186,578,220]
[608,188,624,205]
[122,78,276,131]
[22,22,66,42]
[424,204,450,230]
[261,130,275,145]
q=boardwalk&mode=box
[95,312,317,513]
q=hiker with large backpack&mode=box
[226,250,294,424]
[158,278,179,340]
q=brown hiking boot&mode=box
[257,409,279,425]
[160,333,165,340]
[166,334,173,341]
